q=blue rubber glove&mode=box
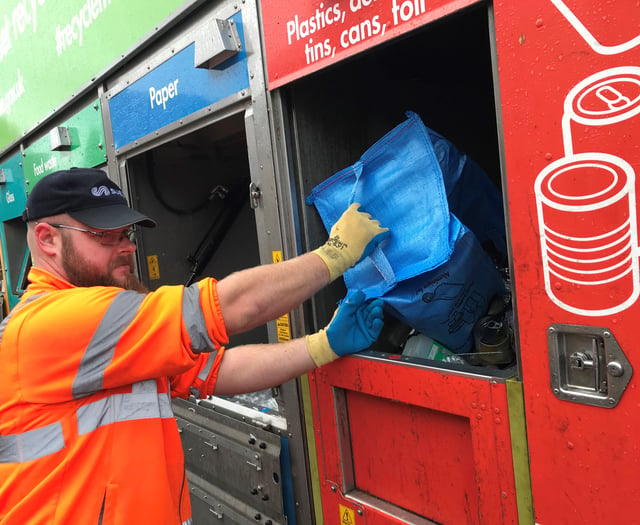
[306,290,384,367]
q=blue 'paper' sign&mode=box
[109,12,249,150]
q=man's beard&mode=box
[61,233,149,293]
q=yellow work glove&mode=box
[306,290,385,367]
[313,203,389,282]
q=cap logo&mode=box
[91,185,124,198]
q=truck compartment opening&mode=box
[283,5,512,373]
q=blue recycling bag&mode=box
[306,111,506,354]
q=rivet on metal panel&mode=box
[330,485,337,492]
[357,509,364,516]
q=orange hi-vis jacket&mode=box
[0,267,229,524]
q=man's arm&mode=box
[215,252,330,336]
[212,337,315,395]
[216,204,388,336]
[213,291,384,394]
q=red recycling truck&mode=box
[0,0,639,523]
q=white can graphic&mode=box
[562,67,640,157]
[535,153,639,316]
[550,0,640,55]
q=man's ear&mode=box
[33,223,59,256]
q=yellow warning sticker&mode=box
[272,250,291,342]
[147,255,160,280]
[339,504,355,525]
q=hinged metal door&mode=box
[493,1,640,523]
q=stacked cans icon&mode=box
[535,67,640,315]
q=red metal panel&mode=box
[348,391,476,522]
[493,1,640,523]
[309,358,518,524]
[259,0,481,89]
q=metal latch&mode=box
[548,324,632,408]
[249,182,261,209]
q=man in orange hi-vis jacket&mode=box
[0,168,389,525]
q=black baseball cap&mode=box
[22,168,156,229]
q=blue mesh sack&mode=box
[306,111,506,354]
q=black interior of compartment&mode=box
[285,5,502,334]
[127,113,267,348]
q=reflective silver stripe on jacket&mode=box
[183,519,193,525]
[0,422,65,463]
[182,284,215,353]
[0,381,173,462]
[77,380,174,436]
[197,352,217,382]
[72,291,147,399]
[189,351,218,398]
